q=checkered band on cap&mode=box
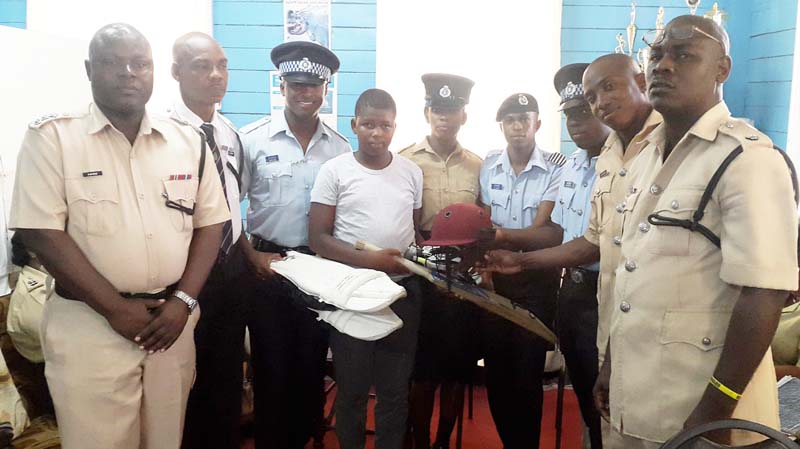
[559,81,584,103]
[278,58,331,80]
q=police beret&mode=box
[271,41,340,85]
[422,73,475,109]
[553,63,589,111]
[496,93,539,121]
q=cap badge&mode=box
[300,58,312,71]
[439,85,451,98]
[518,95,529,106]
[565,82,578,97]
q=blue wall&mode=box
[0,0,25,28]
[559,0,797,151]
[213,0,377,148]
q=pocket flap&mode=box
[660,310,731,351]
[163,179,199,202]
[65,177,120,205]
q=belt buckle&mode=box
[570,269,584,284]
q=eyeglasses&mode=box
[92,57,154,76]
[642,26,726,54]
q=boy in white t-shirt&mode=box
[309,88,424,449]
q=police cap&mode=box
[496,93,539,121]
[271,41,340,85]
[553,63,589,111]
[422,73,475,109]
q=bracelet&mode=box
[709,375,742,401]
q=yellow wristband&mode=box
[709,376,742,401]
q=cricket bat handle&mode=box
[354,241,433,281]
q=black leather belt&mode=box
[565,267,599,285]
[55,283,177,301]
[250,235,313,256]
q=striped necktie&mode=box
[200,123,234,256]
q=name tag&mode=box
[265,155,280,163]
[563,181,576,189]
[491,184,503,190]
[82,170,103,177]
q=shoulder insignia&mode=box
[545,151,567,167]
[168,115,192,127]
[323,122,349,143]
[397,143,417,155]
[239,116,272,135]
[485,149,504,159]
[718,118,773,150]
[28,112,74,128]
[460,148,484,162]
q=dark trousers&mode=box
[247,271,330,449]
[557,269,602,449]
[182,245,248,449]
[331,276,423,449]
[482,271,558,449]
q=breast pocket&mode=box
[489,187,510,220]
[592,175,614,230]
[257,161,293,207]
[646,189,704,256]
[453,177,479,203]
[65,177,121,237]
[162,179,198,232]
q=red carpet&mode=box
[242,384,585,449]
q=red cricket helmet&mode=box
[422,203,492,247]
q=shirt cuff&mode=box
[720,262,799,291]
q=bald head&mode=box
[582,53,650,134]
[584,53,641,85]
[88,23,149,61]
[172,32,222,66]
[665,15,730,56]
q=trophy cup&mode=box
[686,0,701,15]
[615,33,626,54]
[626,2,637,56]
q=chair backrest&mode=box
[660,419,799,449]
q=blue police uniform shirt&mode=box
[240,111,351,248]
[479,145,564,230]
[551,149,599,271]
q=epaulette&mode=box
[485,149,504,159]
[239,116,272,135]
[717,118,773,150]
[544,150,567,167]
[168,115,192,128]
[323,121,349,143]
[28,112,76,129]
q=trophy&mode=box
[686,0,701,15]
[626,2,637,56]
[704,2,725,25]
[656,6,665,31]
[615,33,626,54]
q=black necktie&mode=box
[200,123,233,256]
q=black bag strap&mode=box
[226,132,244,191]
[198,134,206,182]
[648,145,799,248]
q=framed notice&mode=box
[284,0,331,48]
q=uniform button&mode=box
[441,168,446,173]
[512,216,517,221]
[582,182,588,187]
[725,122,734,129]
[649,184,662,195]
[577,210,583,216]
[515,189,520,194]
[619,168,628,177]
[624,260,637,272]
[138,193,144,200]
[702,337,712,346]
[147,233,153,239]
[616,203,626,213]
[304,184,310,189]
[613,236,622,246]
[620,301,631,312]
[671,200,680,210]
[559,199,564,204]
[638,222,650,233]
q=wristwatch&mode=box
[171,290,198,314]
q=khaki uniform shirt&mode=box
[585,110,662,359]
[773,302,800,368]
[398,138,482,231]
[9,103,229,294]
[609,102,797,443]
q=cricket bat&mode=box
[354,240,556,343]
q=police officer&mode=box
[549,63,610,449]
[478,93,564,449]
[168,32,248,449]
[238,41,351,449]
[398,73,481,449]
[9,23,229,449]
[597,15,797,448]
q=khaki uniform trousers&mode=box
[41,292,199,449]
[602,420,660,449]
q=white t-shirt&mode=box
[310,152,422,252]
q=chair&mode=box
[660,419,800,449]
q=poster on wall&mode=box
[270,71,338,130]
[284,0,331,48]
